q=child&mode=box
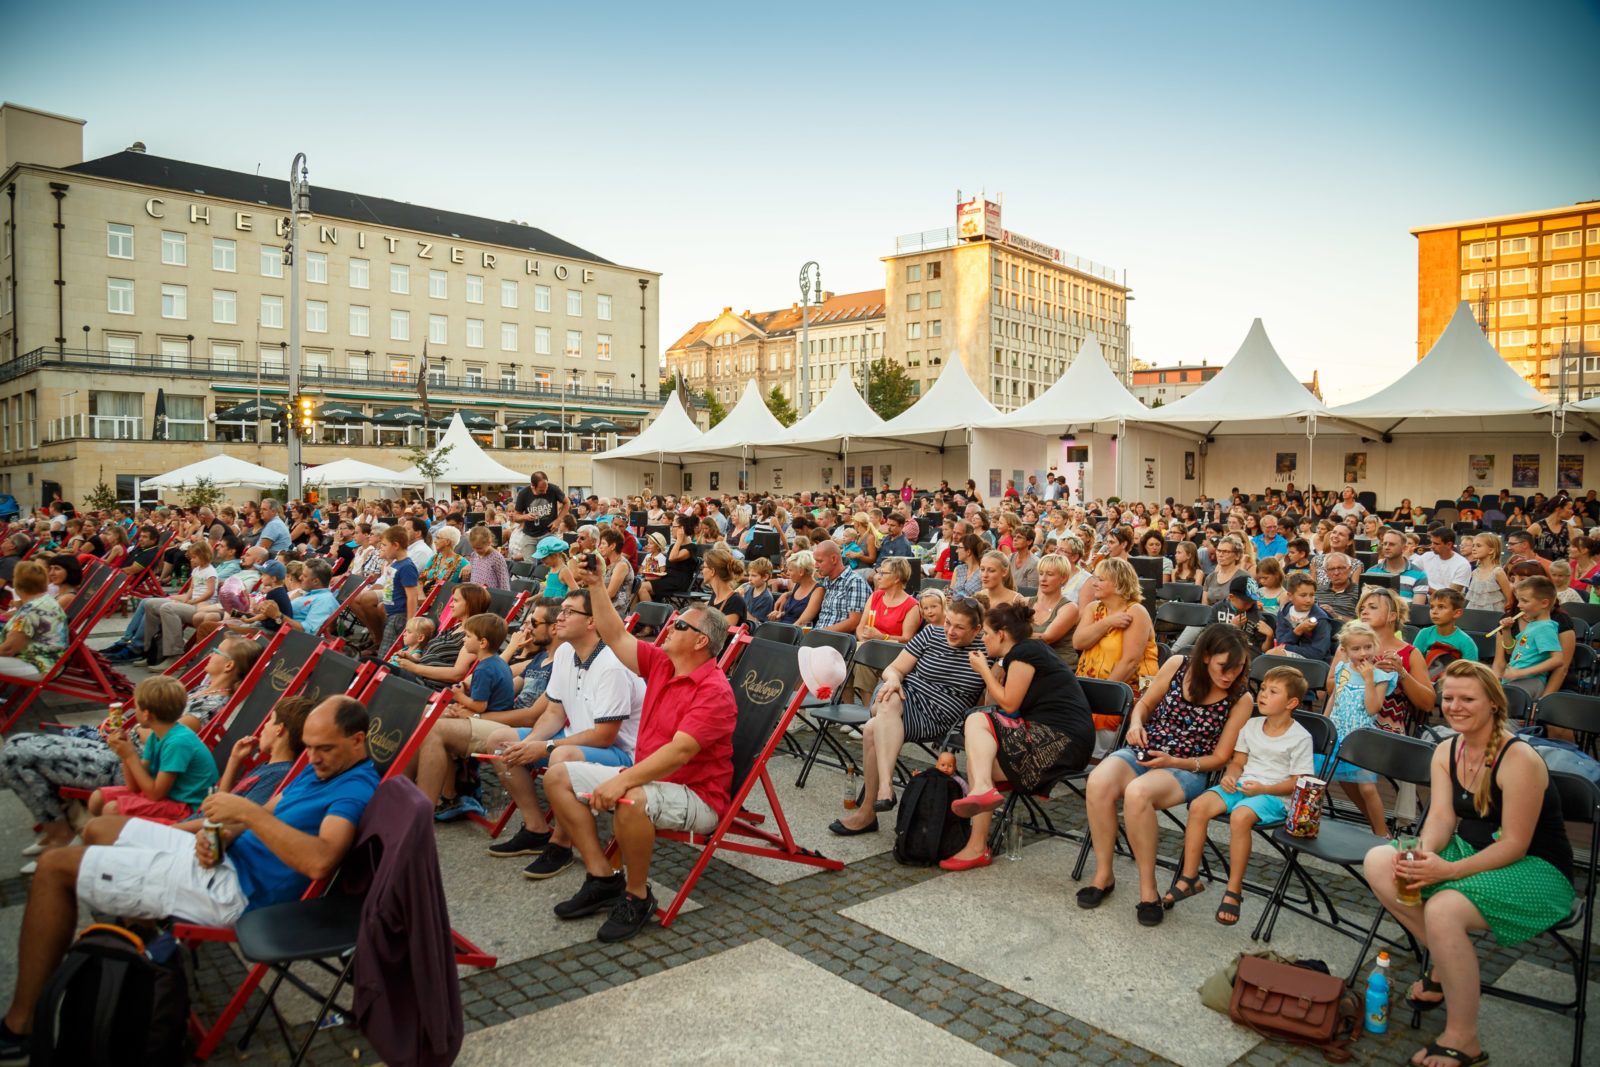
[918,589,947,627]
[184,695,312,813]
[378,525,419,653]
[1319,621,1396,835]
[1270,572,1334,660]
[640,533,668,579]
[1494,575,1561,699]
[92,675,219,819]
[1255,556,1286,615]
[1412,587,1478,676]
[532,536,572,599]
[389,615,437,667]
[1214,572,1262,635]
[1165,665,1315,925]
[1549,560,1584,604]
[448,613,515,717]
[739,557,775,622]
[1282,538,1313,576]
[237,559,294,633]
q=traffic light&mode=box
[297,395,314,437]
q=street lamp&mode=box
[285,152,311,501]
[798,261,822,416]
[862,324,875,408]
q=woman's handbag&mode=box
[1228,954,1361,1062]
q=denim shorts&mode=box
[513,726,633,768]
[1106,746,1209,801]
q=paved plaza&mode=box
[0,614,1589,1066]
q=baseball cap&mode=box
[259,560,288,579]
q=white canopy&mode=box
[593,392,703,461]
[302,457,424,490]
[399,414,527,490]
[1141,319,1329,435]
[675,380,789,460]
[768,375,887,454]
[1328,302,1556,434]
[855,356,1002,449]
[985,333,1149,433]
[141,454,287,491]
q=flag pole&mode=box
[417,340,432,500]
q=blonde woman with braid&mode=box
[1363,660,1573,1067]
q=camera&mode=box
[580,552,601,573]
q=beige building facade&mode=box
[0,103,678,506]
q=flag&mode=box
[416,340,429,406]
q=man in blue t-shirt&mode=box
[255,498,292,556]
[2,698,379,1056]
[1251,514,1288,559]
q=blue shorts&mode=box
[512,726,633,768]
[1315,751,1376,785]
[1205,785,1288,825]
[1106,747,1209,801]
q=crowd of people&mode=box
[0,475,1590,1067]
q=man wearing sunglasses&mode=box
[543,562,737,942]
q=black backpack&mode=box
[31,924,190,1067]
[892,769,971,866]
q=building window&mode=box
[388,359,409,381]
[261,294,283,328]
[261,346,285,375]
[300,350,327,377]
[302,299,325,332]
[211,238,235,273]
[349,257,369,289]
[928,261,941,279]
[347,353,369,378]
[89,390,144,440]
[304,251,326,283]
[108,278,134,314]
[465,366,483,388]
[566,290,582,316]
[159,338,189,368]
[532,370,551,390]
[501,322,518,351]
[1499,237,1529,255]
[161,284,187,319]
[425,269,446,299]
[107,223,133,259]
[534,326,551,355]
[1585,324,1600,342]
[466,318,484,347]
[501,279,518,308]
[427,363,446,387]
[597,333,612,360]
[462,274,482,303]
[907,293,922,311]
[1553,230,1582,249]
[1549,294,1582,313]
[213,289,237,324]
[566,330,582,358]
[349,304,370,336]
[594,293,612,321]
[597,375,613,396]
[390,264,409,294]
[211,343,238,371]
[929,320,942,337]
[928,290,942,309]
[1498,268,1527,285]
[566,371,583,391]
[1499,329,1528,346]
[390,310,409,340]
[1587,292,1600,309]
[534,285,551,312]
[260,245,283,277]
[907,322,921,340]
[907,265,921,282]
[106,335,136,364]
[1549,262,1581,282]
[161,231,186,265]
[428,314,447,343]
[1466,241,1493,259]
[500,368,517,388]
[1499,299,1527,315]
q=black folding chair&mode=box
[1408,601,1434,628]
[1129,556,1164,585]
[1249,654,1331,713]
[795,639,903,788]
[1457,608,1505,634]
[1156,581,1204,603]
[1534,690,1600,755]
[627,601,675,637]
[755,621,803,645]
[1155,600,1212,638]
[922,578,951,594]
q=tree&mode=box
[403,441,454,485]
[700,389,727,428]
[84,480,118,512]
[183,475,225,512]
[1149,397,1164,408]
[764,385,798,427]
[862,361,918,420]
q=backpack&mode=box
[892,769,970,867]
[31,924,190,1067]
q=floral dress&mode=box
[3,595,69,675]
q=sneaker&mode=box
[433,796,468,821]
[0,1020,30,1065]
[104,647,138,662]
[20,861,37,876]
[552,871,624,919]
[522,844,574,880]
[487,825,550,858]
[597,887,657,942]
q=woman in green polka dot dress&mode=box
[1362,659,1573,1067]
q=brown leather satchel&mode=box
[1228,954,1361,1062]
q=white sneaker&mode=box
[20,860,37,875]
[21,841,47,857]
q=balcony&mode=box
[2,346,697,411]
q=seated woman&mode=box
[771,550,824,626]
[841,512,880,571]
[45,556,83,613]
[977,550,1027,610]
[1029,554,1081,668]
[1079,624,1254,927]
[388,582,493,690]
[0,634,260,870]
[0,562,68,682]
[828,597,987,835]
[942,603,1096,870]
[699,546,747,633]
[1363,660,1573,1067]
[1074,558,1160,748]
[636,514,697,603]
[421,525,472,586]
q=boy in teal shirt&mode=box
[1495,576,1562,700]
[92,675,219,820]
[1414,588,1479,672]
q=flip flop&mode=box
[1163,874,1206,909]
[1405,972,1445,1013]
[1411,1041,1488,1067]
[1215,890,1242,925]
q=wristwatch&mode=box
[545,739,557,755]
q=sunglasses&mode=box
[672,617,709,638]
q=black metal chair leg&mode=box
[238,963,294,1051]
[1250,856,1297,941]
[794,723,832,788]
[290,954,357,1067]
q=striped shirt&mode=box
[899,625,987,725]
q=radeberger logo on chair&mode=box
[739,672,784,705]
[366,716,403,765]
[268,661,297,692]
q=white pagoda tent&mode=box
[674,380,789,462]
[302,458,425,491]
[399,413,527,496]
[590,392,705,497]
[141,454,288,492]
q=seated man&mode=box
[1314,552,1360,621]
[483,588,645,879]
[1368,528,1429,602]
[0,697,379,1061]
[543,561,736,942]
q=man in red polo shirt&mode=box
[544,561,737,942]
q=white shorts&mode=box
[77,818,248,927]
[563,762,720,835]
[507,527,535,561]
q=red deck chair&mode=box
[175,666,491,1059]
[316,574,371,639]
[121,529,177,602]
[609,631,843,928]
[376,580,449,660]
[0,564,132,733]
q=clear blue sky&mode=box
[6,1,1597,401]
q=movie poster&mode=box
[1559,454,1583,491]
[1275,453,1296,477]
[771,468,783,490]
[683,472,693,492]
[1468,454,1494,487]
[861,465,874,489]
[737,470,748,492]
[1512,454,1540,489]
[1342,452,1367,483]
[1185,452,1196,480]
[709,471,719,491]
[989,469,1002,498]
[642,472,654,491]
[1143,458,1156,490]
[880,464,892,488]
[821,466,833,487]
[845,466,855,489]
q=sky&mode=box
[6,1,1598,403]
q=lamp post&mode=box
[798,261,821,416]
[639,278,650,403]
[862,324,875,408]
[285,153,311,502]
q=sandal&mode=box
[1405,972,1445,1013]
[1163,874,1206,909]
[1215,890,1242,926]
[1411,1041,1488,1067]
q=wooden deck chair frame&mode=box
[316,574,372,639]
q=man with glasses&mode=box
[483,590,644,880]
[1314,523,1364,587]
[1504,529,1551,576]
[1314,552,1360,621]
[547,563,736,942]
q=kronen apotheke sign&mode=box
[1000,229,1062,264]
[140,197,598,282]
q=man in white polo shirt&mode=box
[482,587,644,880]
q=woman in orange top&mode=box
[1074,558,1159,742]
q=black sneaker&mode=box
[523,844,575,880]
[433,795,470,822]
[488,825,551,858]
[597,887,657,942]
[0,1020,29,1065]
[552,871,624,919]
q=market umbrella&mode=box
[152,388,167,440]
[303,458,424,489]
[507,413,567,432]
[216,398,286,420]
[371,405,430,425]
[451,410,497,431]
[315,402,369,422]
[575,415,626,433]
